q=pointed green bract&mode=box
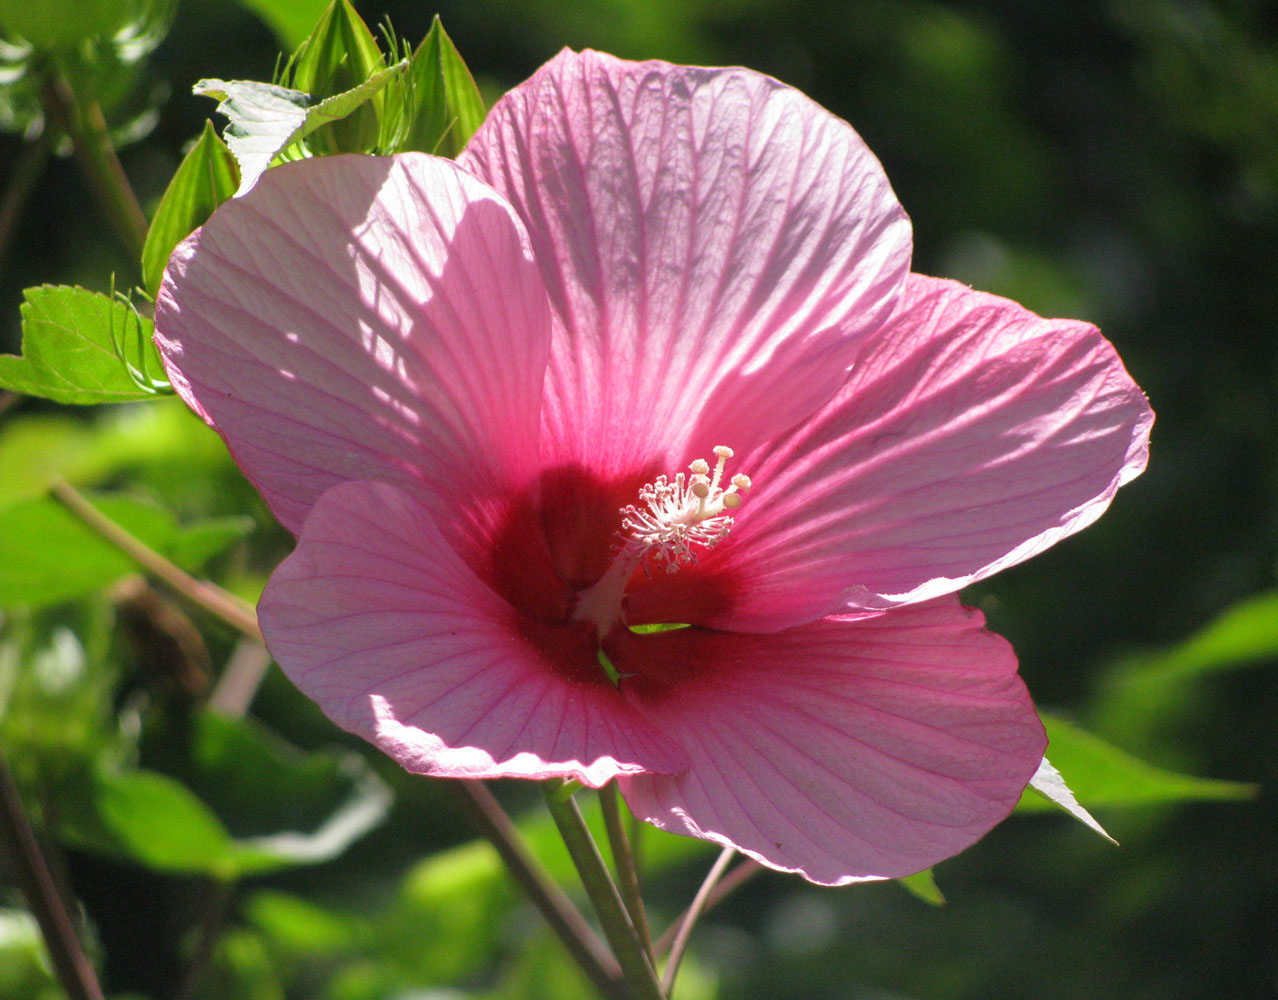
[402,16,486,156]
[142,120,239,295]
[0,285,166,404]
[288,0,386,155]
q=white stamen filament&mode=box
[620,445,751,574]
[571,445,752,636]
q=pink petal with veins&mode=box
[259,480,688,785]
[628,275,1153,631]
[155,154,552,551]
[461,49,912,477]
[617,598,1045,883]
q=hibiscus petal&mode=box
[155,154,551,544]
[688,274,1154,630]
[460,49,912,476]
[259,480,688,785]
[615,599,1045,883]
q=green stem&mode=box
[660,847,734,994]
[541,780,665,1000]
[40,68,148,260]
[599,782,654,962]
[655,857,761,957]
[446,782,627,1000]
[0,752,105,1000]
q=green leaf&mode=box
[895,868,945,905]
[402,15,486,156]
[1092,590,1278,745]
[0,401,234,510]
[1015,713,1255,814]
[141,121,239,295]
[195,62,404,194]
[0,0,150,49]
[0,285,167,404]
[287,0,386,155]
[60,766,238,877]
[230,0,331,49]
[243,890,365,956]
[58,714,391,878]
[177,712,393,875]
[0,493,250,609]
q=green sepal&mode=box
[896,868,945,905]
[141,120,239,295]
[286,0,386,154]
[401,15,486,156]
[0,285,167,404]
[230,0,331,49]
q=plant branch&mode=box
[655,857,761,958]
[541,780,664,1000]
[599,782,654,962]
[49,479,262,642]
[661,847,734,994]
[40,69,147,260]
[0,134,50,267]
[0,752,105,1000]
[446,782,628,1000]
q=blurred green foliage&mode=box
[0,1,1275,999]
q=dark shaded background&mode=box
[2,1,1275,998]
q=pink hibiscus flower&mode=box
[154,50,1152,884]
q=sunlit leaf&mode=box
[142,120,238,295]
[0,401,234,510]
[1112,589,1278,685]
[0,908,61,997]
[0,286,166,404]
[402,15,486,156]
[1026,756,1115,843]
[1015,714,1255,814]
[195,62,404,194]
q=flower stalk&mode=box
[599,782,655,963]
[660,846,734,993]
[39,68,148,260]
[541,779,666,1000]
[0,752,105,1000]
[446,781,628,1000]
[49,479,262,641]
